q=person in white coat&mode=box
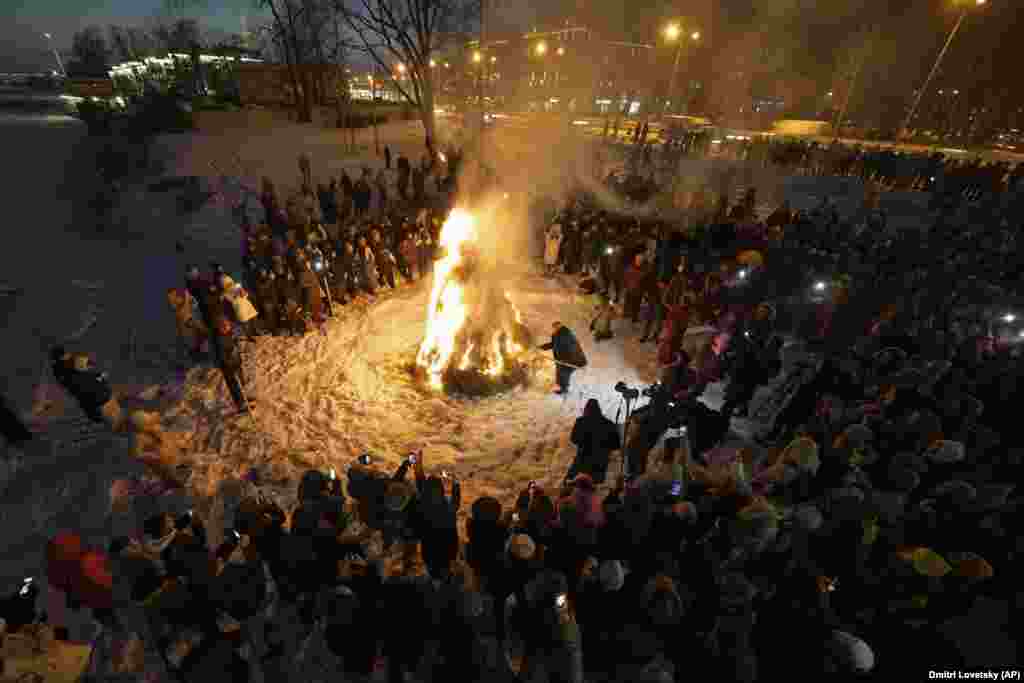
[544,223,563,276]
[220,275,260,338]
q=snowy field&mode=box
[0,112,937,643]
[149,268,660,549]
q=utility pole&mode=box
[901,0,986,139]
[477,0,486,170]
[833,28,875,141]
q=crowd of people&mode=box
[2,133,1022,683]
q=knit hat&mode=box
[382,481,413,512]
[598,560,626,592]
[507,533,536,561]
[828,630,875,673]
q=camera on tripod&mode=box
[614,381,640,400]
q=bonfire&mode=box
[415,208,534,395]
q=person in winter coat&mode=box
[254,270,280,334]
[539,321,588,394]
[510,569,584,683]
[353,173,372,216]
[373,235,398,289]
[184,265,212,328]
[623,252,650,325]
[357,236,379,293]
[219,275,260,339]
[167,287,206,362]
[52,348,123,428]
[374,169,389,217]
[412,165,426,202]
[466,496,509,593]
[556,474,606,581]
[409,450,461,579]
[399,231,419,281]
[566,399,621,484]
[417,227,434,278]
[214,319,249,414]
[297,258,325,323]
[334,240,357,298]
[544,223,563,276]
[589,296,616,341]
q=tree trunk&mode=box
[420,76,437,159]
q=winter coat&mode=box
[557,486,606,550]
[62,365,114,410]
[399,236,418,272]
[569,401,620,483]
[299,266,323,319]
[623,262,649,292]
[222,283,259,324]
[217,330,243,373]
[359,246,379,289]
[539,325,588,368]
[167,288,206,350]
[545,225,563,266]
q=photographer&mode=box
[507,569,584,683]
[408,449,461,581]
[566,399,620,485]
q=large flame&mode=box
[416,208,528,391]
[417,208,475,389]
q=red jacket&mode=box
[623,264,648,292]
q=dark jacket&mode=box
[540,325,588,368]
[569,399,621,483]
[217,331,243,373]
[62,365,113,409]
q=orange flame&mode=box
[417,209,527,390]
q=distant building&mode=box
[455,24,660,115]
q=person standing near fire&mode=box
[539,321,588,395]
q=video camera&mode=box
[0,577,43,631]
[614,381,640,400]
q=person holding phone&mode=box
[407,449,461,580]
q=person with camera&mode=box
[506,568,584,683]
[539,321,588,395]
[566,399,620,485]
[405,449,461,581]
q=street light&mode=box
[901,0,987,137]
[472,51,482,63]
[43,32,66,77]
[663,22,700,118]
[535,41,547,56]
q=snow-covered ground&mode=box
[0,111,938,648]
[151,268,662,548]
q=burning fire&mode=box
[416,208,529,391]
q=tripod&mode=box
[617,392,638,479]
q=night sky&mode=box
[3,0,1020,122]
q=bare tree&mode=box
[337,0,474,156]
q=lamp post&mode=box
[43,33,66,77]
[663,24,700,119]
[901,0,986,139]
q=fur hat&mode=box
[507,533,536,562]
[598,560,625,592]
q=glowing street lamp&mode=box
[901,0,987,136]
[43,32,66,77]
[535,41,547,56]
[472,51,482,63]
[663,22,701,118]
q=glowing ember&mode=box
[416,208,533,393]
